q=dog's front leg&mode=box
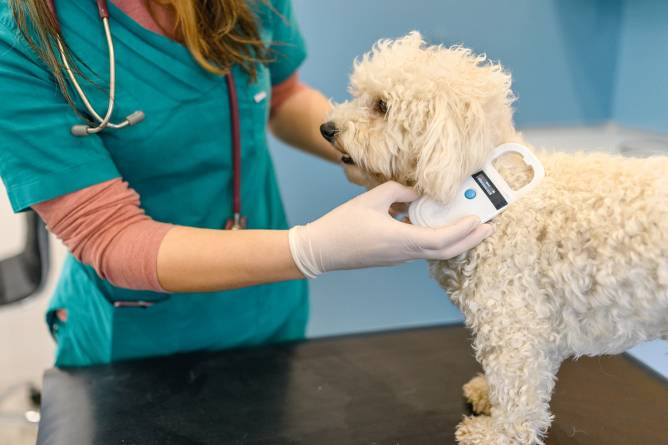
[455,330,562,445]
[463,374,492,415]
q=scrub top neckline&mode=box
[104,0,236,95]
[107,1,194,65]
[87,0,239,100]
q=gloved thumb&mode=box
[365,181,420,210]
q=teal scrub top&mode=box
[0,0,309,367]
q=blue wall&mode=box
[292,0,624,128]
[269,0,668,377]
[612,0,668,132]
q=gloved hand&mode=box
[341,161,406,217]
[288,181,495,278]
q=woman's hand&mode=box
[341,160,411,217]
[154,181,492,293]
[288,181,495,278]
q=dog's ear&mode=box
[414,50,516,203]
[414,96,489,203]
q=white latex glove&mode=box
[342,162,404,217]
[288,181,495,278]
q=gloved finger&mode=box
[410,215,482,250]
[427,223,495,260]
[365,181,419,210]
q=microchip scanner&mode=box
[408,143,545,227]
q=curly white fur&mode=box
[326,32,668,445]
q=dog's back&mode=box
[432,149,668,356]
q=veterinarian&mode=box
[0,0,494,367]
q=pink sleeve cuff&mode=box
[33,178,173,292]
[270,72,308,117]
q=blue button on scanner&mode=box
[464,188,477,199]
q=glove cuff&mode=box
[288,225,320,279]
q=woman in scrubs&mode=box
[0,0,493,367]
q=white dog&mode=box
[323,32,668,445]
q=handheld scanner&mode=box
[408,143,545,228]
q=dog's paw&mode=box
[456,414,546,445]
[463,374,491,416]
[455,415,497,445]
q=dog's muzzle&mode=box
[320,121,338,142]
[320,121,354,165]
[320,121,355,165]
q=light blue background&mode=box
[612,1,668,133]
[269,0,668,378]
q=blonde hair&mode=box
[9,0,269,108]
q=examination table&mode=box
[36,325,668,444]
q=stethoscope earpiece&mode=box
[126,111,145,126]
[70,111,145,137]
[70,125,90,137]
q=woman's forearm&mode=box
[269,87,341,163]
[157,226,304,293]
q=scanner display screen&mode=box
[472,171,508,210]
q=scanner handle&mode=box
[485,143,545,201]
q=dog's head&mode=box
[322,32,518,202]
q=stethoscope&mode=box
[47,0,246,229]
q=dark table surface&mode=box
[36,325,668,445]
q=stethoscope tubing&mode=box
[225,73,242,221]
[49,0,144,136]
[57,18,116,134]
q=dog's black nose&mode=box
[320,121,338,142]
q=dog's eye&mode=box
[374,99,388,115]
